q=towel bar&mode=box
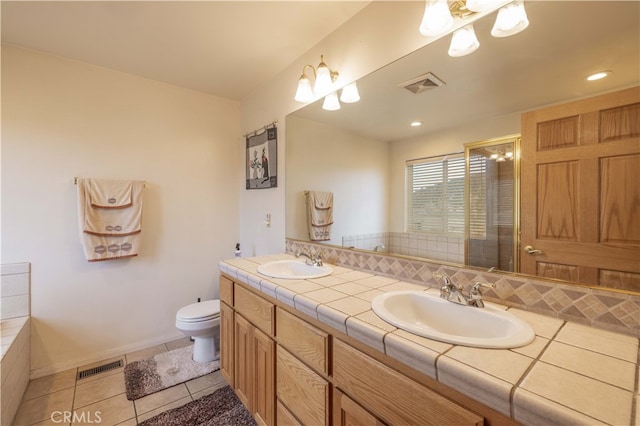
[74,177,146,187]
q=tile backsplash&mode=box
[287,239,640,338]
[1,263,31,320]
[342,232,464,264]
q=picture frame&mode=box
[246,127,277,189]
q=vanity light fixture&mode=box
[419,0,530,57]
[294,54,360,110]
[411,121,423,127]
[294,55,339,102]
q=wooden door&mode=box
[521,87,640,290]
[252,327,275,426]
[220,301,234,387]
[234,313,253,410]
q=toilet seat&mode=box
[176,300,220,323]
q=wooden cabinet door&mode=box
[252,327,275,426]
[333,389,386,426]
[220,301,234,387]
[521,87,640,290]
[234,313,253,411]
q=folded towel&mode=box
[77,178,145,262]
[306,191,333,241]
[80,179,144,236]
[89,179,133,208]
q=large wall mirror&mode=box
[286,1,639,293]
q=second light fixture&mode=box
[294,55,360,110]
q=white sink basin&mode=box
[257,260,333,279]
[371,291,534,348]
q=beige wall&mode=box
[1,46,241,376]
[286,116,389,246]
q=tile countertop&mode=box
[219,254,640,426]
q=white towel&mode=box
[77,178,145,262]
[89,179,133,208]
[306,191,333,241]
[82,179,144,236]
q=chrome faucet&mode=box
[434,273,495,308]
[295,250,323,266]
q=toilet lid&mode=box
[177,300,220,321]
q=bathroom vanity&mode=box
[219,255,639,425]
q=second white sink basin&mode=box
[371,291,534,348]
[257,260,333,280]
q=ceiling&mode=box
[1,1,370,101]
[292,1,640,142]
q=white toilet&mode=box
[175,299,221,363]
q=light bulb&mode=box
[314,60,333,96]
[491,1,529,37]
[448,25,480,57]
[322,92,341,111]
[294,75,313,102]
[340,82,360,103]
[419,0,454,37]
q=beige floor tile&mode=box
[125,344,167,363]
[72,393,134,426]
[76,356,125,383]
[136,396,192,423]
[23,368,76,401]
[113,418,138,426]
[164,337,193,351]
[29,412,69,426]
[191,384,226,401]
[13,387,74,425]
[134,383,190,415]
[74,370,126,408]
[185,370,226,395]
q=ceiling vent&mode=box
[399,72,445,94]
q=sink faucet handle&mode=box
[471,282,496,294]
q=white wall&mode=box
[1,46,241,376]
[286,116,389,246]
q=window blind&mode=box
[407,153,465,236]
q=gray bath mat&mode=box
[138,385,256,426]
[124,345,220,400]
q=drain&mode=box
[77,359,123,380]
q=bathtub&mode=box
[1,262,31,425]
[1,317,30,425]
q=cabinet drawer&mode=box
[277,346,329,426]
[333,339,483,426]
[219,275,233,306]
[234,285,274,335]
[276,308,329,375]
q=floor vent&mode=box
[77,359,123,380]
[399,72,445,94]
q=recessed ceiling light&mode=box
[410,121,422,127]
[587,71,612,81]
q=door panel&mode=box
[521,87,640,290]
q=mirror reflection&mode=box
[286,1,639,292]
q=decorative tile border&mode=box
[286,239,640,338]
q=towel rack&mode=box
[74,177,146,187]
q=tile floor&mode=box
[12,338,226,425]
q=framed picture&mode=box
[246,127,277,189]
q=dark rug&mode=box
[139,385,257,426]
[125,345,220,400]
